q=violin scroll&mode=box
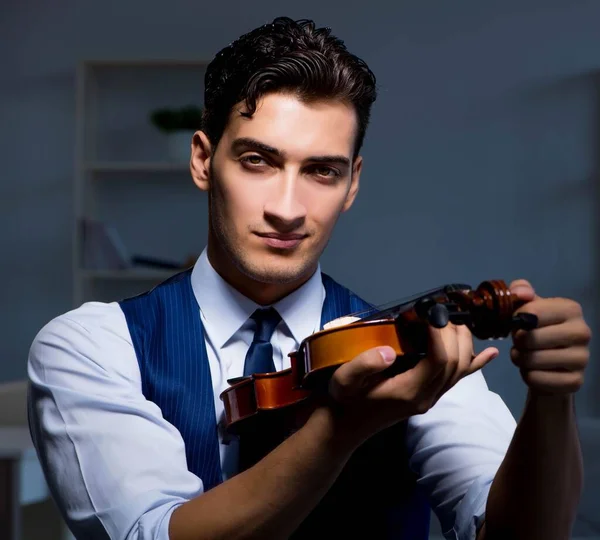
[414,279,538,339]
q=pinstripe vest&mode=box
[119,268,430,539]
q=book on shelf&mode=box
[81,218,131,270]
[80,218,194,272]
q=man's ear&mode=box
[341,155,362,212]
[190,131,213,192]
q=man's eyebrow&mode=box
[308,155,351,167]
[231,137,351,167]
[232,137,283,157]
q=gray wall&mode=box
[1,0,599,420]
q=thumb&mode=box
[329,346,396,402]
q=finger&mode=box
[434,346,499,406]
[509,279,537,303]
[520,368,584,394]
[511,346,589,372]
[513,319,591,350]
[512,317,591,350]
[330,346,396,402]
[513,297,583,328]
[414,324,457,396]
[430,326,478,405]
[367,326,450,403]
[367,361,447,414]
[439,325,477,392]
[456,324,476,375]
[468,346,500,373]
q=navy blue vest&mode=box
[119,268,430,539]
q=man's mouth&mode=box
[255,232,308,249]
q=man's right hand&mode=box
[168,322,497,540]
[327,323,500,446]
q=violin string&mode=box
[339,282,475,324]
[340,285,455,322]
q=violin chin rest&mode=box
[323,315,361,330]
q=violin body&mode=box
[221,368,309,435]
[220,279,537,439]
[291,318,428,390]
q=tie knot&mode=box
[250,307,281,343]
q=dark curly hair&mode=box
[202,17,378,157]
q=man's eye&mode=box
[313,167,340,178]
[241,155,266,166]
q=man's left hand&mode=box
[509,279,591,396]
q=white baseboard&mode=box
[429,537,600,540]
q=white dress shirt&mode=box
[27,249,517,540]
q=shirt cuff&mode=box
[448,476,491,540]
[90,493,185,540]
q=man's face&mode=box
[194,92,362,290]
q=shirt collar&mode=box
[190,248,324,349]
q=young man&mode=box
[28,17,590,540]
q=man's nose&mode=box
[263,175,307,229]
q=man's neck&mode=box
[205,240,314,306]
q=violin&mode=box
[220,279,538,435]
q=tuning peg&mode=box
[427,303,450,328]
[442,302,472,325]
[449,312,472,325]
[511,313,538,330]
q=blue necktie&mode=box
[238,307,282,472]
[243,307,282,376]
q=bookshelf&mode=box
[73,59,210,307]
[80,268,179,281]
[84,162,192,173]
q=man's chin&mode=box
[245,268,307,286]
[240,258,316,286]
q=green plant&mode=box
[150,105,203,133]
